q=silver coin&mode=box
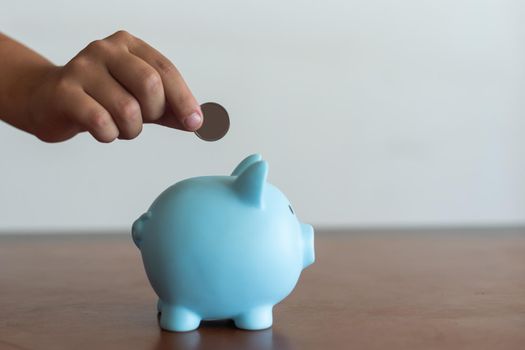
[195,102,230,141]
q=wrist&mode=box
[0,33,57,134]
[4,62,57,133]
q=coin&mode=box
[195,102,230,141]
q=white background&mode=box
[1,0,524,232]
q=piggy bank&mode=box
[132,154,315,332]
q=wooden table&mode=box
[1,229,524,350]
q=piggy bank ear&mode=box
[233,160,268,207]
[231,154,262,176]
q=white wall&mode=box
[1,0,524,231]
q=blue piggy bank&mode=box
[132,154,315,332]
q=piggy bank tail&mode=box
[132,211,151,248]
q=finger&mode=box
[153,103,185,130]
[61,88,119,143]
[127,37,203,131]
[106,50,165,122]
[83,68,143,140]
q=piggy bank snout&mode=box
[300,223,315,269]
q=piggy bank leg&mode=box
[233,305,273,330]
[159,304,201,332]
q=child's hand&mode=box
[0,31,203,142]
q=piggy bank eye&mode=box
[288,204,294,215]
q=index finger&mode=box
[128,37,203,131]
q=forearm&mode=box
[0,33,55,131]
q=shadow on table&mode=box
[151,320,292,350]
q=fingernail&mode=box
[184,112,202,130]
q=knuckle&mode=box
[67,55,91,72]
[85,39,109,53]
[88,110,111,130]
[112,30,134,43]
[117,98,141,122]
[142,70,163,94]
[155,58,176,75]
[54,76,73,95]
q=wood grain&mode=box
[1,229,524,350]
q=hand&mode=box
[22,30,203,142]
